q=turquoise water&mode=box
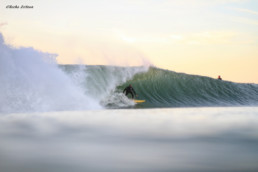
[0,107,258,172]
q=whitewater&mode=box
[1,33,258,172]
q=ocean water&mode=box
[1,33,258,171]
[1,108,258,172]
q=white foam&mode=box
[0,33,101,113]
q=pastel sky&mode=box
[1,0,258,83]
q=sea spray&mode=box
[0,33,100,113]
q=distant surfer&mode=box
[218,75,222,80]
[123,84,137,99]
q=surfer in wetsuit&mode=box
[123,84,137,99]
[218,75,222,80]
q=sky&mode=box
[1,0,258,83]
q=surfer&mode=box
[123,84,137,99]
[218,75,222,80]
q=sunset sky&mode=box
[1,0,258,83]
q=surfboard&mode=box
[133,99,145,103]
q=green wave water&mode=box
[117,67,258,108]
[61,65,258,108]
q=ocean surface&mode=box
[1,108,258,172]
[1,33,258,171]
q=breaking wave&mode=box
[1,32,258,113]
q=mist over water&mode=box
[0,33,101,113]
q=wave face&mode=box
[60,65,258,109]
[117,67,258,108]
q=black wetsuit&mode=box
[123,86,136,98]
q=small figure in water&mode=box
[123,84,137,99]
[218,75,222,80]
